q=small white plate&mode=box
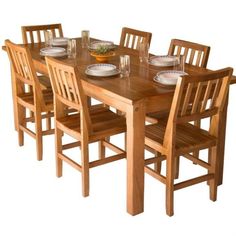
[149,55,179,67]
[86,64,119,77]
[52,37,69,46]
[154,70,188,85]
[85,68,120,77]
[86,64,117,76]
[40,47,67,57]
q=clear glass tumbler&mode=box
[67,39,77,58]
[119,55,130,77]
[81,30,90,48]
[44,30,53,47]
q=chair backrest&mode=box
[45,56,92,133]
[21,23,63,44]
[119,27,152,50]
[168,39,210,68]
[163,68,233,147]
[5,39,45,107]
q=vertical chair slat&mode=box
[189,49,196,65]
[200,80,214,112]
[191,82,204,113]
[196,51,203,67]
[210,80,221,108]
[181,83,193,116]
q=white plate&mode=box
[40,47,67,57]
[86,64,118,77]
[52,37,69,46]
[149,55,179,67]
[85,68,120,77]
[154,70,188,85]
[87,64,117,76]
[89,41,115,50]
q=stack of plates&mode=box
[40,47,67,57]
[149,55,179,67]
[52,37,69,46]
[89,41,116,50]
[85,64,120,77]
[153,70,188,86]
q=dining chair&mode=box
[144,67,233,216]
[147,39,211,170]
[21,24,63,123]
[5,40,54,161]
[21,23,63,44]
[119,27,152,50]
[45,56,126,197]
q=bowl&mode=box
[90,51,115,62]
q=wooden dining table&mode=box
[3,38,236,215]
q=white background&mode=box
[1,0,236,235]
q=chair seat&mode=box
[38,75,52,89]
[18,89,53,111]
[146,110,169,123]
[145,120,217,156]
[57,106,126,141]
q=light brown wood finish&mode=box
[21,38,231,215]
[45,57,126,197]
[21,23,63,44]
[144,68,233,216]
[5,40,54,161]
[120,27,152,50]
[168,38,210,68]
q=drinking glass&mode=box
[139,41,149,63]
[67,39,77,58]
[44,30,53,47]
[174,55,185,72]
[81,30,90,48]
[119,55,130,77]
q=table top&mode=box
[3,38,236,108]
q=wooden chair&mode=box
[21,24,63,123]
[168,38,210,68]
[147,39,211,167]
[144,68,233,216]
[21,23,64,89]
[5,40,54,161]
[119,27,152,50]
[45,57,126,197]
[21,23,63,44]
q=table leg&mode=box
[126,100,145,215]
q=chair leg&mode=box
[98,139,105,159]
[35,111,43,161]
[174,156,180,179]
[166,152,175,216]
[154,151,162,174]
[56,128,63,177]
[46,112,51,130]
[209,146,218,201]
[193,120,201,164]
[81,137,89,197]
[10,67,18,131]
[17,104,25,146]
